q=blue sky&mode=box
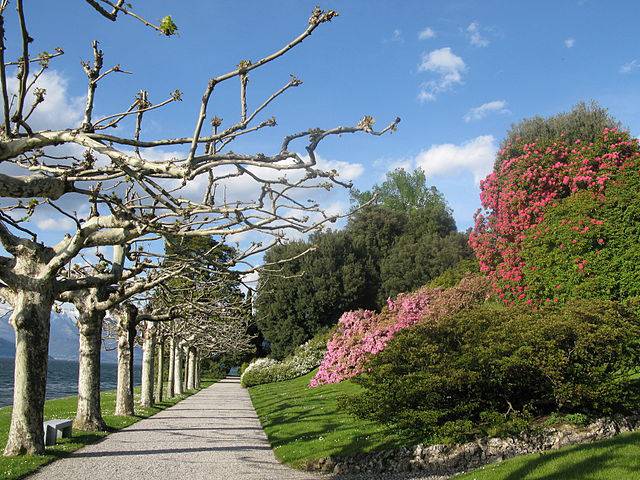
[4,0,640,236]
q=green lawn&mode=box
[248,369,405,468]
[250,371,640,478]
[454,431,640,480]
[0,377,218,480]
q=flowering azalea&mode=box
[310,276,489,386]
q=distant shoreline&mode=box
[0,358,142,408]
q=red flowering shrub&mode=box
[521,169,640,302]
[470,128,640,303]
[310,276,490,386]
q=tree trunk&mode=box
[195,352,200,389]
[182,345,189,391]
[128,322,136,399]
[187,348,196,390]
[167,336,175,397]
[115,304,137,416]
[174,341,183,396]
[140,321,156,408]
[155,336,164,403]
[4,289,54,456]
[74,307,107,431]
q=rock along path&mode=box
[29,378,321,480]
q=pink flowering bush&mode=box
[470,128,640,303]
[310,276,490,386]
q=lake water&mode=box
[0,358,142,407]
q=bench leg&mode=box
[44,426,57,446]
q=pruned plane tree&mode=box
[0,0,399,456]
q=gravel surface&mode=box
[27,378,454,480]
[28,378,321,480]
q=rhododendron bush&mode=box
[310,276,490,386]
[470,128,640,303]
[521,168,640,302]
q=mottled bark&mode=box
[0,172,72,199]
[74,307,107,431]
[173,341,183,396]
[140,321,156,408]
[4,288,54,456]
[167,336,175,397]
[115,304,138,416]
[155,336,164,403]
[187,347,196,390]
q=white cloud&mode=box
[463,100,510,122]
[467,22,489,47]
[7,70,84,131]
[417,47,466,102]
[620,59,640,74]
[372,157,413,178]
[415,135,497,184]
[36,217,75,232]
[418,27,436,40]
[315,157,364,182]
[241,270,259,287]
[384,29,404,44]
[564,37,575,48]
[417,89,436,103]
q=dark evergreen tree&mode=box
[256,168,473,357]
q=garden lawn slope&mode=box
[454,430,640,479]
[0,378,217,480]
[248,370,404,468]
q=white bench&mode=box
[43,419,72,446]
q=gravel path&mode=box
[29,378,321,480]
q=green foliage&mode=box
[200,360,228,380]
[256,232,365,359]
[499,101,620,165]
[159,15,178,36]
[350,167,445,212]
[543,412,590,428]
[428,258,480,288]
[522,171,640,302]
[379,212,471,299]
[257,169,472,357]
[240,330,331,387]
[342,300,640,444]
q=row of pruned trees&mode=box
[0,1,396,456]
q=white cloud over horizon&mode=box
[463,100,510,122]
[418,47,466,102]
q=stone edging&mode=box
[306,416,640,477]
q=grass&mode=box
[250,372,640,478]
[248,369,405,468]
[454,431,640,480]
[0,376,218,480]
